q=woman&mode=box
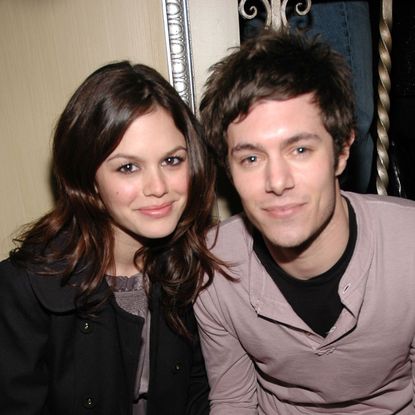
[0,61,219,414]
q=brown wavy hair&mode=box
[200,29,356,171]
[11,61,222,337]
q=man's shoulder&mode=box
[207,213,254,260]
[346,191,415,218]
[345,192,415,240]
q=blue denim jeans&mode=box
[289,1,374,193]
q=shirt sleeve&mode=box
[194,284,258,414]
[0,260,49,414]
[411,334,415,407]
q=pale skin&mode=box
[227,94,354,280]
[95,105,189,277]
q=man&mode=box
[194,30,415,414]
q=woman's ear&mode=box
[335,132,355,176]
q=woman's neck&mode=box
[111,227,143,277]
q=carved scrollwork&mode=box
[281,0,312,27]
[239,0,271,25]
[238,0,312,31]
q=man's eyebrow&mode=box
[282,133,321,149]
[229,133,321,156]
[230,143,265,156]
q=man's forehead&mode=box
[228,94,318,127]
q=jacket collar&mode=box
[28,264,109,313]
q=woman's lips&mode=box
[138,202,173,218]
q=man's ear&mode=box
[335,132,355,176]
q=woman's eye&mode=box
[162,156,184,166]
[118,163,138,173]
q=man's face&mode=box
[227,94,350,258]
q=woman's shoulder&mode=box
[0,257,29,287]
[0,256,85,313]
[0,257,50,314]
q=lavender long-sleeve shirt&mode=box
[195,192,415,414]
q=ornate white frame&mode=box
[161,0,195,112]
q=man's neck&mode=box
[265,195,350,280]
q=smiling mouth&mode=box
[138,202,173,218]
[263,203,304,218]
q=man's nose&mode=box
[264,157,295,195]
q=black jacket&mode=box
[0,258,210,414]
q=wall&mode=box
[0,0,168,259]
[188,0,240,219]
[188,0,240,108]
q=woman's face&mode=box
[95,106,189,251]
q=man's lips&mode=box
[262,202,305,218]
[137,202,173,217]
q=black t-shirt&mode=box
[253,198,357,337]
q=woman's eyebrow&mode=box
[106,145,188,162]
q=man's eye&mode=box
[296,147,308,155]
[242,155,258,164]
[162,156,184,166]
[118,163,138,173]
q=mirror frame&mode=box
[162,0,195,112]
